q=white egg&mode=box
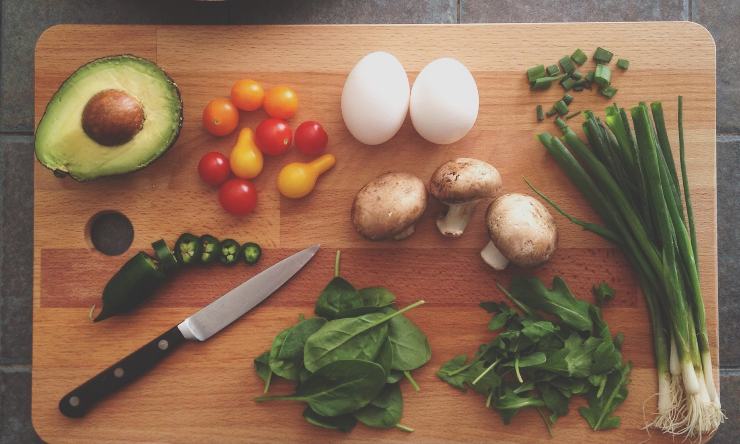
[410,57,479,145]
[341,51,410,145]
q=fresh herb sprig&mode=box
[437,276,631,433]
[253,251,430,433]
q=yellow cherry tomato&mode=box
[277,154,336,199]
[230,128,264,179]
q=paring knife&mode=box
[59,244,320,418]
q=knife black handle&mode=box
[59,325,187,418]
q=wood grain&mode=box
[33,23,717,443]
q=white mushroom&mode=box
[480,193,557,270]
[352,172,427,240]
[429,158,502,238]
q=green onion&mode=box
[560,77,576,91]
[563,94,574,105]
[571,71,583,80]
[571,48,587,65]
[585,71,595,83]
[565,110,582,120]
[554,100,568,116]
[617,59,630,70]
[601,86,618,98]
[559,55,576,74]
[536,105,544,122]
[554,117,567,130]
[533,99,724,438]
[527,64,546,84]
[545,107,557,118]
[531,75,563,90]
[546,64,561,76]
[593,47,614,64]
[594,65,611,87]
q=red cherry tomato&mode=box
[198,151,230,186]
[294,121,328,156]
[255,118,292,156]
[218,178,258,216]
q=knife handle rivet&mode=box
[69,396,80,407]
[114,367,124,378]
[158,339,169,350]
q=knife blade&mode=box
[59,244,320,418]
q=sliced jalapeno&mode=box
[199,234,220,264]
[94,252,166,322]
[175,233,202,265]
[152,239,178,274]
[242,242,262,265]
[219,239,241,265]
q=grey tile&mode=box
[0,369,40,444]
[712,371,739,443]
[0,0,229,133]
[461,0,687,22]
[228,0,457,24]
[693,0,740,133]
[0,136,33,365]
[717,138,740,368]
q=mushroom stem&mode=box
[480,240,509,270]
[392,225,416,240]
[436,201,479,238]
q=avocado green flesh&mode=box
[35,55,182,181]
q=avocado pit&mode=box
[82,89,145,146]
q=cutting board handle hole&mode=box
[86,211,134,256]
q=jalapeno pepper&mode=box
[199,234,220,264]
[93,252,166,322]
[242,242,262,265]
[175,233,202,265]
[152,239,178,274]
[219,239,241,265]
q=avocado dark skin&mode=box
[82,89,145,146]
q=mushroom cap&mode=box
[485,193,557,267]
[429,158,502,204]
[352,172,428,240]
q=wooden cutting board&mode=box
[33,23,718,443]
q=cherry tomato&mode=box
[202,98,239,136]
[294,121,328,156]
[231,79,264,111]
[255,118,292,156]
[218,178,258,216]
[198,151,230,186]
[263,86,298,119]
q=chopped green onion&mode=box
[545,107,557,117]
[527,64,546,84]
[585,71,595,83]
[531,75,563,90]
[565,110,582,120]
[571,48,587,65]
[594,64,611,87]
[571,71,583,80]
[601,85,618,98]
[559,55,576,74]
[593,47,613,64]
[546,64,561,76]
[573,85,584,92]
[560,77,576,91]
[536,105,544,122]
[554,100,569,116]
[555,117,567,130]
[617,58,630,70]
[563,94,574,105]
[573,78,590,89]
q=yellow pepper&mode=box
[277,154,336,199]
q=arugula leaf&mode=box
[579,362,632,430]
[436,355,470,390]
[509,276,593,332]
[521,319,558,341]
[592,281,615,306]
[538,383,570,423]
[494,387,546,424]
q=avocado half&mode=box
[35,54,183,181]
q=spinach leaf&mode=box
[254,351,273,393]
[303,301,423,372]
[256,360,386,417]
[509,276,593,332]
[579,362,631,430]
[354,384,403,429]
[303,407,357,432]
[386,370,403,384]
[315,281,396,320]
[269,317,327,380]
[379,308,431,371]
